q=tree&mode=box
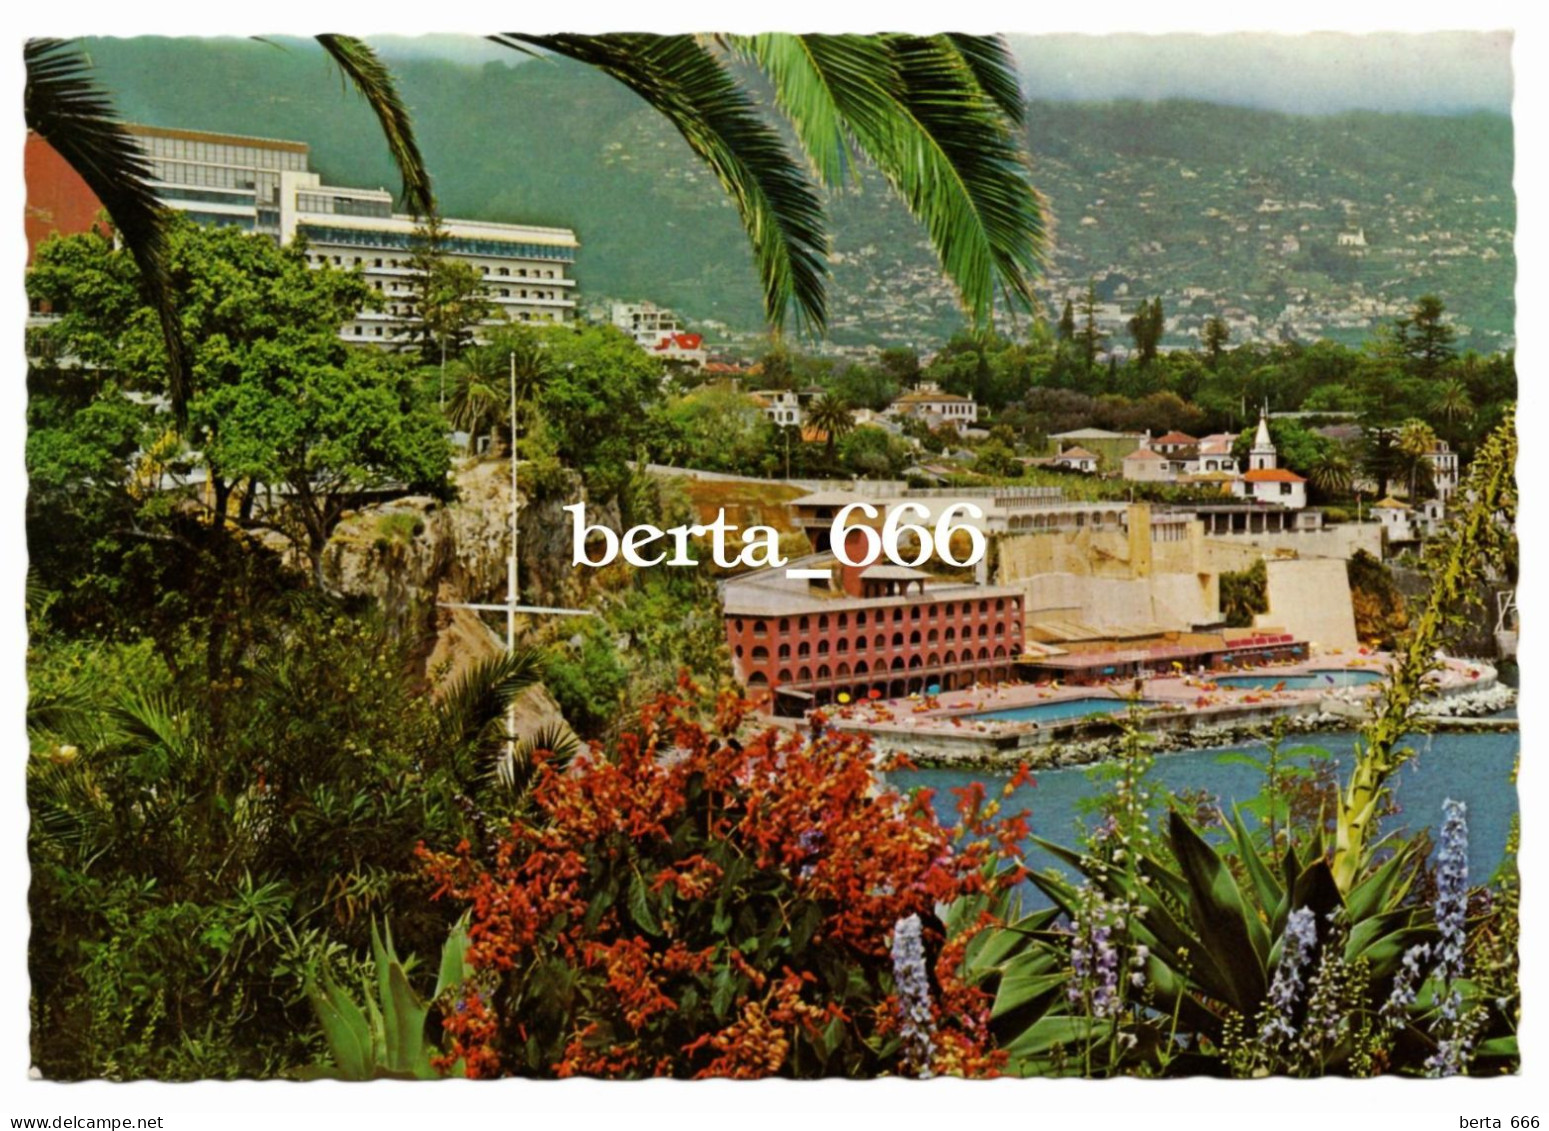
[27,217,451,588]
[838,426,912,479]
[398,214,496,376]
[1219,559,1268,627]
[1307,448,1354,500]
[24,36,431,423]
[1057,298,1076,343]
[1360,424,1401,501]
[655,385,775,476]
[1202,315,1231,369]
[972,439,1021,478]
[1078,283,1106,374]
[1396,418,1440,503]
[877,347,920,386]
[1399,294,1457,378]
[805,394,856,465]
[1431,376,1474,430]
[1127,296,1164,367]
[525,323,669,500]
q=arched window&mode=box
[752,646,769,662]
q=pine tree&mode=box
[1202,315,1230,369]
[1078,283,1105,374]
[1057,299,1076,342]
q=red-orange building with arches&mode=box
[722,526,1024,716]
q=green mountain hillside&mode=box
[78,37,1515,352]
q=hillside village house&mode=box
[611,301,707,367]
[1427,438,1460,499]
[1053,446,1100,473]
[1121,438,1173,482]
[749,389,804,427]
[890,383,979,430]
[1046,428,1145,471]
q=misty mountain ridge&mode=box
[76,37,1515,351]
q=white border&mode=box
[3,2,1539,1126]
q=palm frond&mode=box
[734,34,897,186]
[314,35,435,216]
[740,33,1045,329]
[492,33,829,335]
[24,38,191,423]
[940,34,1027,127]
[877,35,1046,324]
[434,647,546,753]
[499,722,580,801]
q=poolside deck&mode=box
[819,651,1497,759]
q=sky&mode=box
[1007,32,1513,115]
[360,30,1514,117]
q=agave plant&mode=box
[301,917,471,1080]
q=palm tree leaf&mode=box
[743,33,1045,330]
[24,38,191,423]
[434,648,546,755]
[879,35,1046,326]
[314,35,435,217]
[940,34,1027,127]
[492,33,829,334]
[734,34,899,186]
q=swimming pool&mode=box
[970,697,1158,724]
[1212,669,1383,691]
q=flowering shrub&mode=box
[418,679,1031,1079]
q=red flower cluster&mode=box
[419,680,1032,1079]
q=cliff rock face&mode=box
[320,459,623,739]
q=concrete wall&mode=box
[1205,523,1382,562]
[1259,558,1359,652]
[995,510,1218,630]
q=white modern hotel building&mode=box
[125,124,579,343]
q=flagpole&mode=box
[508,349,518,770]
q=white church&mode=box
[1232,409,1308,510]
